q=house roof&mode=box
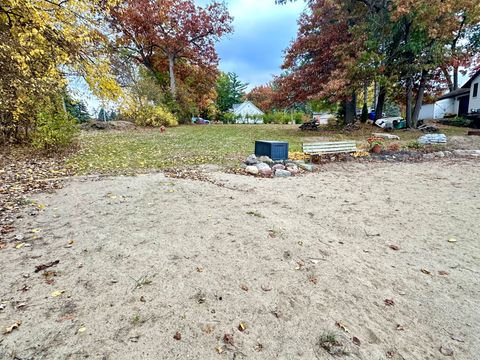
[436,69,480,100]
[230,101,264,115]
[461,69,480,89]
[437,87,470,100]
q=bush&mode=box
[33,107,79,150]
[128,104,178,127]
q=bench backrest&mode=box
[303,141,357,154]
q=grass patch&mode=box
[67,123,470,174]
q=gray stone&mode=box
[255,162,271,171]
[275,169,291,177]
[443,151,453,157]
[298,163,315,172]
[272,164,286,171]
[258,156,273,165]
[439,346,453,357]
[245,154,258,165]
[453,149,468,157]
[423,153,435,160]
[293,160,305,165]
[434,151,445,158]
[245,165,259,175]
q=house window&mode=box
[474,83,479,98]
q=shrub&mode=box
[130,104,178,127]
[388,142,401,151]
[33,106,79,150]
[405,140,423,150]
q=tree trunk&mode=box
[412,70,428,127]
[373,79,378,109]
[405,76,413,128]
[168,54,176,97]
[352,91,357,118]
[363,82,368,106]
[344,97,355,125]
[374,85,386,120]
[453,66,459,90]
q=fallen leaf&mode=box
[18,285,29,292]
[51,290,65,297]
[238,322,247,332]
[335,321,350,333]
[15,243,25,249]
[447,238,457,243]
[421,268,431,275]
[3,321,21,334]
[196,266,204,273]
[396,324,405,331]
[308,275,318,284]
[215,346,224,354]
[0,241,7,250]
[140,296,146,302]
[173,331,181,340]
[35,260,59,273]
[384,299,395,306]
[240,284,249,292]
[16,303,27,309]
[352,336,361,346]
[77,326,86,334]
[438,270,449,276]
[31,228,41,233]
[223,333,234,346]
[389,245,400,251]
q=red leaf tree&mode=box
[109,0,233,98]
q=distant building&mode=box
[230,101,264,124]
[419,70,480,120]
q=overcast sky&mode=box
[209,0,305,89]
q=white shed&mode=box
[230,101,264,124]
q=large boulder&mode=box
[286,164,299,175]
[245,166,259,175]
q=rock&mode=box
[298,163,315,172]
[293,160,305,165]
[453,149,468,157]
[286,167,299,175]
[286,164,299,174]
[443,151,453,157]
[275,169,291,177]
[423,153,435,160]
[255,162,271,171]
[439,346,454,356]
[245,154,258,165]
[258,168,272,176]
[258,156,273,165]
[434,151,445,158]
[245,166,259,175]
[272,164,286,171]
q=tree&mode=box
[98,108,107,122]
[246,84,277,112]
[216,73,248,113]
[0,0,121,143]
[65,97,91,123]
[109,0,233,98]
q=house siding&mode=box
[470,75,480,112]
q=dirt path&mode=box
[1,160,479,359]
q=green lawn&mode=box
[67,123,469,174]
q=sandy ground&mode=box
[1,160,479,360]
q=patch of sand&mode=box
[1,160,479,359]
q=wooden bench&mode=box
[302,141,357,161]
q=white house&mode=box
[230,101,264,124]
[419,70,480,120]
